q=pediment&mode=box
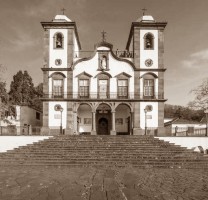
[75,71,93,79]
[115,72,132,79]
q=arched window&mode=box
[54,33,64,49]
[144,33,154,49]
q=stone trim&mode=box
[126,21,167,50]
[41,22,81,50]
[135,68,166,72]
[41,99,168,103]
[41,68,72,71]
[43,29,49,68]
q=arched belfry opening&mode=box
[96,103,111,135]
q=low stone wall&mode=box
[0,136,51,152]
[157,137,208,151]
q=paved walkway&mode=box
[0,166,207,200]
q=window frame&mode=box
[143,79,154,98]
[117,79,129,99]
[97,73,111,99]
[52,79,64,98]
[79,79,90,98]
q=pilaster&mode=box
[133,27,140,69]
[43,29,49,68]
[67,29,74,68]
[65,102,73,134]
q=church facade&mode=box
[41,14,167,136]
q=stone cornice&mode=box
[135,68,167,72]
[41,68,72,71]
[41,99,168,102]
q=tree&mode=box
[0,82,8,104]
[0,64,8,121]
[9,70,35,106]
[32,83,43,111]
[165,104,203,122]
[188,78,208,110]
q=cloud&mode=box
[181,48,208,69]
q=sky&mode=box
[0,0,208,106]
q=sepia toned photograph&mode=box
[84,118,92,125]
[0,0,208,199]
[115,118,123,125]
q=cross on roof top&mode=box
[101,30,107,42]
[61,8,66,15]
[142,8,147,16]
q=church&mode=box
[41,13,167,136]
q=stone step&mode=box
[0,135,206,169]
[0,160,208,167]
[4,149,195,155]
[0,162,207,169]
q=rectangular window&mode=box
[79,79,89,98]
[144,79,154,97]
[118,80,128,98]
[53,79,63,98]
[99,80,108,99]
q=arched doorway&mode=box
[77,104,92,135]
[96,103,111,135]
[115,104,131,135]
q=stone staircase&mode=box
[0,135,208,168]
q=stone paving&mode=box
[0,166,207,200]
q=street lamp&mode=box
[60,107,63,135]
[204,109,208,136]
[144,108,147,135]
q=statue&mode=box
[101,55,107,70]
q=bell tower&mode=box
[126,13,167,135]
[41,14,81,134]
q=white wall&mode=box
[140,30,158,69]
[157,137,208,150]
[0,136,51,152]
[140,102,158,129]
[49,29,68,68]
[48,102,67,129]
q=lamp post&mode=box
[60,107,63,135]
[144,108,147,135]
[205,109,208,136]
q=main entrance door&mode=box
[98,118,108,135]
[96,103,111,135]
